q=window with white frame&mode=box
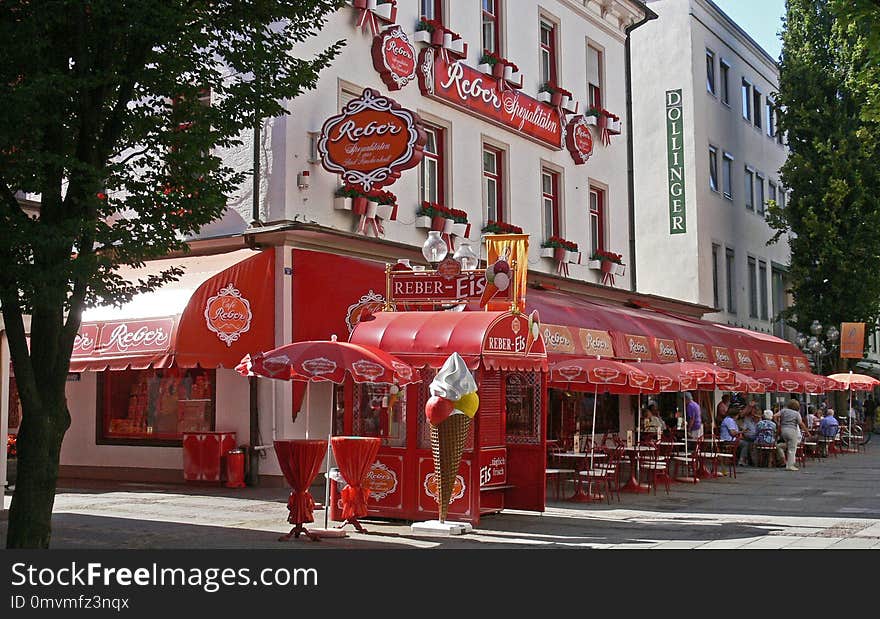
[722,152,733,199]
[483,144,504,222]
[706,49,716,95]
[589,187,605,256]
[708,146,719,192]
[768,181,777,206]
[421,0,442,20]
[756,173,765,215]
[420,124,445,205]
[539,19,557,86]
[712,243,721,309]
[542,168,560,239]
[741,79,752,121]
[748,256,758,318]
[744,167,754,210]
[766,99,776,138]
[726,248,737,314]
[759,260,769,320]
[753,88,762,129]
[482,0,501,55]
[720,59,730,105]
[587,45,603,109]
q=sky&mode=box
[710,0,786,61]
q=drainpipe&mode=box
[625,3,659,292]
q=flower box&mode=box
[586,259,601,270]
[443,32,453,48]
[614,263,626,276]
[449,37,466,55]
[413,30,431,44]
[373,2,394,21]
[477,63,493,76]
[415,215,432,229]
[540,246,556,259]
[568,251,582,265]
[608,119,622,134]
[601,260,615,274]
[584,115,598,126]
[449,222,471,238]
[538,91,553,104]
[334,196,352,211]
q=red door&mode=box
[502,371,547,512]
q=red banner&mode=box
[684,342,710,363]
[74,318,175,357]
[618,334,652,361]
[580,329,616,358]
[840,322,866,359]
[734,349,755,370]
[762,353,779,370]
[712,346,734,368]
[653,337,679,362]
[418,48,563,149]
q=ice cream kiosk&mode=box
[336,249,549,525]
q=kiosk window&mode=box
[505,372,541,444]
[97,367,215,446]
[354,383,406,448]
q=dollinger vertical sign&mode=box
[666,89,686,234]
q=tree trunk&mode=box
[6,398,70,548]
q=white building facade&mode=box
[631,0,792,338]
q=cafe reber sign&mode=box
[73,318,175,357]
[371,26,417,91]
[566,115,594,164]
[318,88,426,191]
[418,48,562,149]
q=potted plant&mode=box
[482,220,524,234]
[415,17,445,45]
[541,236,578,262]
[584,108,601,126]
[539,81,572,108]
[479,51,506,79]
[335,184,367,212]
[588,249,625,274]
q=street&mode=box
[4,442,879,549]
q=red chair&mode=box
[672,438,701,484]
[578,447,615,504]
[545,443,575,501]
[716,437,739,478]
[594,444,624,502]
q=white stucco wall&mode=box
[632,0,790,334]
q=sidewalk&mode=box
[3,442,880,549]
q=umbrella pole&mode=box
[305,382,311,440]
[590,384,598,470]
[636,393,642,481]
[324,383,339,530]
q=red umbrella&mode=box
[238,337,419,537]
[637,362,699,392]
[828,372,880,391]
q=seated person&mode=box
[818,408,839,455]
[805,405,820,430]
[753,410,778,465]
[737,406,759,466]
[643,402,666,436]
[719,410,741,443]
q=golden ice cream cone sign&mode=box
[425,352,479,522]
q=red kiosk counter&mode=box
[336,310,549,525]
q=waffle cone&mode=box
[479,282,499,308]
[430,414,471,522]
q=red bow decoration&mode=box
[340,485,372,520]
[286,490,317,525]
[355,1,397,37]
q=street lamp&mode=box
[452,240,479,270]
[421,230,448,267]
[797,321,840,376]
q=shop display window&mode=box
[97,367,215,446]
[353,382,406,448]
[547,389,619,451]
[505,372,541,444]
[8,374,22,430]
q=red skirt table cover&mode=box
[274,440,327,531]
[331,437,381,525]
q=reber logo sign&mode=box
[371,26,417,91]
[204,283,253,347]
[566,115,594,164]
[318,88,426,191]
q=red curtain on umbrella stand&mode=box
[331,437,381,521]
[274,440,328,525]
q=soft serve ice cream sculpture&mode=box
[424,353,479,522]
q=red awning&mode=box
[69,249,275,371]
[527,289,809,369]
[349,311,548,372]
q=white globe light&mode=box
[810,320,823,336]
[421,230,448,265]
[826,326,839,342]
[795,333,808,349]
[452,240,478,270]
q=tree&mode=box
[0,0,345,548]
[767,0,880,370]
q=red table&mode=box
[274,439,328,542]
[620,446,653,493]
[330,436,381,533]
[554,452,607,502]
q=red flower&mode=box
[96,192,107,201]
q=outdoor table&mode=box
[554,451,607,502]
[621,446,654,493]
[697,438,722,479]
[330,436,381,533]
[274,439,328,542]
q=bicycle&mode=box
[837,417,870,449]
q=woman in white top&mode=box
[775,399,807,471]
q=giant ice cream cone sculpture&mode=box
[425,353,479,522]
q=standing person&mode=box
[775,399,807,471]
[684,392,703,441]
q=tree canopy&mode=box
[0,0,345,548]
[767,0,880,366]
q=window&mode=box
[706,49,716,95]
[748,256,758,318]
[759,260,769,320]
[587,45,603,108]
[778,189,786,210]
[722,152,733,198]
[741,79,752,121]
[541,168,560,238]
[482,0,501,55]
[505,372,541,443]
[483,145,504,222]
[772,267,787,338]
[769,181,777,206]
[589,187,605,256]
[98,368,215,446]
[420,124,445,205]
[355,383,406,447]
[708,146,718,192]
[766,100,776,138]
[421,0,442,20]
[744,167,754,210]
[753,88,762,128]
[712,243,721,309]
[726,248,737,314]
[756,173,765,215]
[720,60,730,105]
[539,19,557,85]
